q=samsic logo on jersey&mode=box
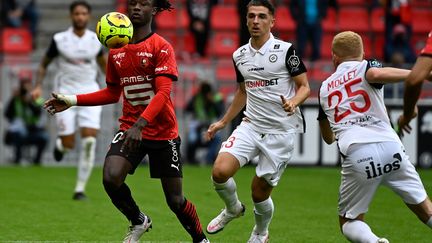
[120,75,153,85]
[113,52,125,60]
[245,78,279,89]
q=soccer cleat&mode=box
[377,238,389,243]
[198,238,210,243]
[72,192,87,200]
[247,227,269,243]
[53,146,64,162]
[206,204,245,234]
[123,216,152,243]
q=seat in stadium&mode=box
[155,8,189,30]
[0,28,32,54]
[338,8,370,33]
[210,5,239,31]
[209,32,239,58]
[338,0,366,7]
[216,64,236,83]
[322,8,337,33]
[320,34,334,59]
[411,9,432,34]
[370,8,385,34]
[373,36,385,60]
[310,61,334,83]
[274,7,295,33]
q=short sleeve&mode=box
[234,59,245,83]
[366,59,384,89]
[420,31,432,57]
[285,45,307,77]
[154,41,178,81]
[46,38,59,58]
[106,51,121,86]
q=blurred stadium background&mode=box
[0,0,432,166]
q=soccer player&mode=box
[398,31,432,135]
[205,1,310,242]
[318,31,432,243]
[32,1,106,200]
[43,0,209,243]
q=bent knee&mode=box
[166,195,185,212]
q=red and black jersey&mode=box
[106,33,179,140]
[421,31,432,57]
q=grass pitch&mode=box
[0,165,431,242]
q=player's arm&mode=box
[366,67,411,84]
[319,118,335,144]
[32,38,57,99]
[397,55,432,136]
[206,63,247,140]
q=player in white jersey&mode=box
[205,1,310,242]
[32,1,106,200]
[318,31,432,243]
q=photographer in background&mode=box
[4,70,48,165]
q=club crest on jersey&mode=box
[140,58,148,67]
[269,54,278,63]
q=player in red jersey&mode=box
[398,31,432,135]
[44,1,209,242]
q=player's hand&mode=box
[120,117,147,154]
[280,95,296,116]
[396,106,418,137]
[43,93,77,115]
[31,85,42,100]
[206,120,226,141]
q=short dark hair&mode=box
[153,0,173,12]
[247,0,274,15]
[70,1,91,14]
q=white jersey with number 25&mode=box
[319,60,401,155]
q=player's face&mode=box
[71,5,90,30]
[128,0,156,27]
[246,6,274,39]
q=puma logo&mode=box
[171,163,180,171]
[116,61,121,67]
[161,49,168,54]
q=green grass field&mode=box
[0,165,431,242]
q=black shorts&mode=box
[106,131,183,178]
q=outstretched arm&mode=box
[365,67,411,84]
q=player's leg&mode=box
[54,107,77,161]
[73,106,101,199]
[207,123,258,234]
[148,137,208,242]
[248,175,273,243]
[338,143,386,243]
[381,141,432,229]
[104,131,151,242]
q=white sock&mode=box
[213,177,242,214]
[342,220,379,243]
[56,138,70,153]
[427,217,432,228]
[254,197,274,235]
[75,137,96,193]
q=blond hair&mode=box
[332,31,363,60]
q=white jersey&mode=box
[233,34,307,134]
[319,60,401,154]
[47,27,103,94]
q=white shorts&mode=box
[55,106,102,136]
[219,122,295,186]
[338,141,427,219]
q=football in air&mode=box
[96,12,133,49]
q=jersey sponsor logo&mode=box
[247,67,264,72]
[327,70,357,91]
[368,59,382,68]
[155,66,168,72]
[136,52,153,57]
[113,52,126,60]
[120,75,153,84]
[245,78,279,89]
[364,153,401,179]
[269,54,278,63]
[168,139,179,162]
[274,44,280,49]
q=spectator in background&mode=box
[384,23,416,64]
[289,0,338,61]
[186,0,218,57]
[186,82,224,165]
[3,0,39,38]
[4,70,48,165]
